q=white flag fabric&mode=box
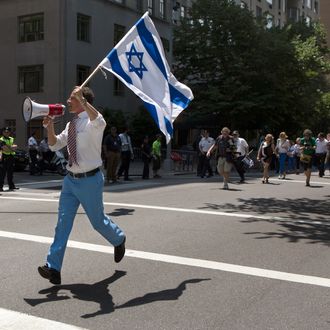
[100,12,194,143]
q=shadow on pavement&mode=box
[115,278,211,309]
[24,274,210,318]
[24,270,126,318]
[200,198,330,245]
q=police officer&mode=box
[0,127,18,191]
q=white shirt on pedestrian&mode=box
[119,133,133,154]
[199,137,215,153]
[28,136,38,150]
[49,111,106,173]
[276,139,290,153]
[234,137,249,156]
[315,138,328,154]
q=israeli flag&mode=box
[100,12,194,143]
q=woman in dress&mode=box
[257,134,275,184]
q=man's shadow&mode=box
[115,278,211,309]
[24,270,126,318]
[24,274,210,318]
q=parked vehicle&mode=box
[41,150,68,176]
[13,149,29,171]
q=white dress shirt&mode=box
[119,133,133,154]
[234,137,249,156]
[199,137,215,153]
[49,111,106,173]
[28,136,38,150]
[315,138,328,154]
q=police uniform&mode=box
[0,128,17,191]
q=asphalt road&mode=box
[0,169,329,330]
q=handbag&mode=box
[300,154,312,163]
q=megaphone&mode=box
[22,97,65,122]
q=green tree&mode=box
[173,0,330,136]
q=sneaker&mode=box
[38,264,61,285]
[223,182,229,190]
[114,237,126,263]
[278,175,282,179]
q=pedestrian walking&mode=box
[257,134,275,184]
[232,130,249,183]
[152,134,162,178]
[28,131,42,175]
[325,133,330,175]
[293,138,301,174]
[141,136,152,179]
[103,127,121,183]
[299,129,316,187]
[199,130,214,178]
[314,132,328,177]
[0,127,18,191]
[275,132,290,179]
[38,86,126,285]
[193,129,205,177]
[117,128,134,181]
[207,127,236,190]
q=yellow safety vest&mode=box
[0,136,15,155]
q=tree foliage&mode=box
[173,0,330,135]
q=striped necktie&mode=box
[68,115,78,167]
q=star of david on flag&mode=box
[99,12,194,143]
[126,44,148,79]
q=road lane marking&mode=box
[0,230,330,288]
[0,307,87,330]
[272,178,330,185]
[0,195,290,221]
[0,195,329,227]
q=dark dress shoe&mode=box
[38,264,61,285]
[114,237,126,263]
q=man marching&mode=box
[38,86,126,285]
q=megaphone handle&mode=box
[43,116,55,128]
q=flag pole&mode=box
[80,65,101,88]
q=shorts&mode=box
[301,159,313,171]
[217,157,232,174]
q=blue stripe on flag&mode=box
[169,84,191,109]
[143,102,173,137]
[136,19,168,80]
[143,102,160,128]
[164,117,174,136]
[107,49,133,85]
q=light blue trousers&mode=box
[47,170,125,271]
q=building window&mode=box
[180,5,186,18]
[136,0,143,12]
[76,65,90,86]
[266,14,274,28]
[306,0,311,8]
[18,13,44,43]
[314,1,318,14]
[148,0,153,15]
[18,65,43,93]
[256,6,262,18]
[160,0,166,19]
[113,77,124,96]
[114,24,125,45]
[77,13,91,42]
